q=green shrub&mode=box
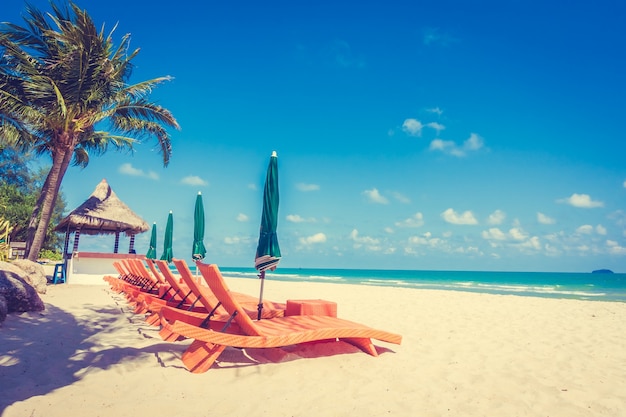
[38,249,62,261]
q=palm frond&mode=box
[1,1,179,169]
[112,99,180,129]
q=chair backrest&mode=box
[196,261,264,336]
[121,258,141,280]
[113,261,131,279]
[145,259,166,285]
[154,260,188,295]
[172,258,220,311]
[129,258,160,285]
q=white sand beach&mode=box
[1,275,625,417]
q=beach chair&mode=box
[104,261,140,292]
[104,258,184,315]
[113,259,207,326]
[139,260,211,329]
[157,259,285,341]
[161,261,402,373]
[113,259,163,310]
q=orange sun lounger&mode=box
[137,259,207,324]
[161,261,402,373]
[157,259,285,341]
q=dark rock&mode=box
[0,261,45,323]
[10,259,48,294]
[592,269,614,274]
[0,294,7,323]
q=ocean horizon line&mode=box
[217,265,623,275]
[205,265,626,303]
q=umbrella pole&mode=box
[257,270,266,320]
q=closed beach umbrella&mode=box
[254,151,281,319]
[192,192,207,261]
[160,211,174,263]
[146,222,157,259]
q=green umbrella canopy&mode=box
[254,151,281,272]
[192,192,207,261]
[254,151,281,320]
[146,222,157,259]
[160,211,174,263]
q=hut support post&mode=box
[114,231,120,254]
[63,226,70,259]
[129,234,135,254]
[72,228,81,253]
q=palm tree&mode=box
[0,2,180,261]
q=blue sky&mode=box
[7,0,626,272]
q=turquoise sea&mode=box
[217,267,626,303]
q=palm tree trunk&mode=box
[24,171,53,255]
[26,147,73,261]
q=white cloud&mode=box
[426,107,443,116]
[482,227,540,252]
[537,212,556,225]
[429,133,485,157]
[286,214,316,223]
[577,244,591,253]
[224,236,243,245]
[441,208,478,225]
[423,28,457,47]
[623,180,626,188]
[482,228,507,241]
[426,122,445,135]
[349,229,381,251]
[576,224,607,236]
[407,232,446,249]
[429,139,458,154]
[521,236,541,250]
[248,183,257,191]
[509,227,528,241]
[299,233,327,245]
[607,240,626,255]
[402,118,423,136]
[395,212,424,228]
[118,163,159,180]
[558,193,604,208]
[391,191,411,204]
[349,229,379,245]
[328,39,365,69]
[487,210,506,225]
[181,175,208,186]
[296,183,320,192]
[608,210,626,227]
[464,133,484,151]
[236,213,248,222]
[363,188,389,204]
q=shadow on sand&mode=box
[0,298,184,412]
[0,286,398,411]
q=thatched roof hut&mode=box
[55,179,149,255]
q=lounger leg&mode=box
[181,340,226,373]
[159,323,186,342]
[341,337,378,356]
[134,301,149,314]
[145,312,161,326]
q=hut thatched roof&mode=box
[55,179,149,236]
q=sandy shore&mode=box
[1,274,625,417]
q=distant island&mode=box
[592,269,614,274]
